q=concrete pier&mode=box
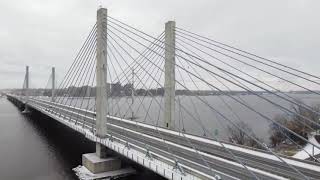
[79,8,135,179]
[22,66,30,113]
[95,7,108,159]
[164,21,176,129]
[51,67,55,102]
[82,153,121,173]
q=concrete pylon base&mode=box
[22,105,31,114]
[83,153,121,173]
[75,153,135,179]
[73,166,135,180]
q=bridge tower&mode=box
[51,67,55,102]
[164,21,176,129]
[22,66,30,113]
[81,8,129,177]
[26,66,29,99]
[95,7,108,158]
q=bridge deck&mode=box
[7,95,320,180]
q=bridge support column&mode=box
[78,8,135,179]
[51,67,55,102]
[82,6,111,173]
[22,66,30,113]
[164,21,176,129]
[26,66,29,98]
[95,7,108,158]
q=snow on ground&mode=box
[293,135,320,160]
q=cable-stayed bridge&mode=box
[6,8,320,180]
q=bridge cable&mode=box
[73,47,97,125]
[105,41,168,153]
[176,32,320,124]
[176,58,261,179]
[101,31,165,116]
[54,24,97,104]
[106,27,228,178]
[52,31,96,119]
[103,29,166,122]
[107,19,320,146]
[174,48,320,147]
[177,41,314,130]
[58,32,97,115]
[175,42,319,162]
[175,27,320,82]
[105,23,310,179]
[108,17,320,131]
[176,48,272,177]
[105,34,184,170]
[118,39,165,119]
[54,27,96,108]
[84,32,165,114]
[108,16,320,125]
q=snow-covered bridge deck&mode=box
[7,94,320,180]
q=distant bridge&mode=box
[6,8,320,180]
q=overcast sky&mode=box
[0,0,319,89]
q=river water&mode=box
[0,97,164,179]
[59,93,320,142]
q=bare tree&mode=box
[291,100,320,134]
[269,115,289,147]
[269,101,320,147]
[227,121,262,149]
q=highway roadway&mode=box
[8,95,320,180]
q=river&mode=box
[0,97,164,179]
[58,93,320,142]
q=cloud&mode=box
[0,0,319,90]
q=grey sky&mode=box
[0,0,319,89]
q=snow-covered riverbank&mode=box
[293,135,320,160]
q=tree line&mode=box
[227,100,320,153]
